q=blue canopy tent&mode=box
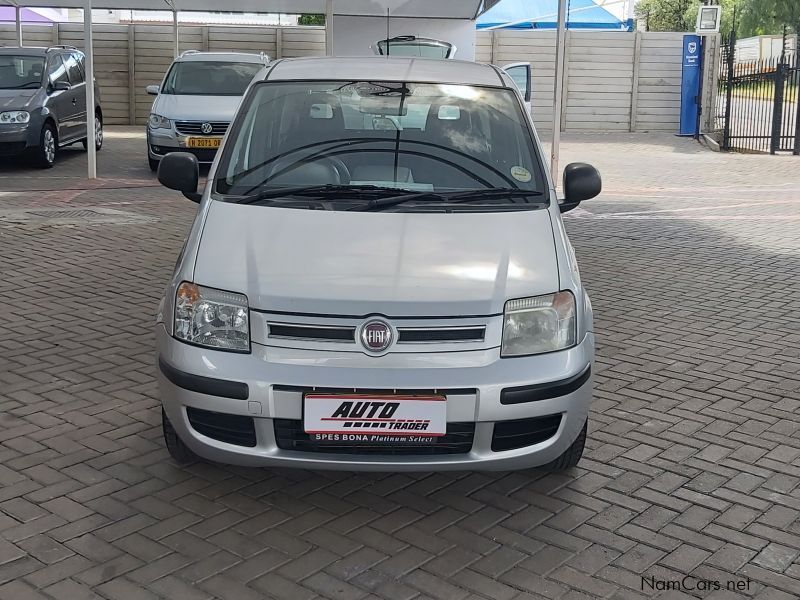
[477,0,632,31]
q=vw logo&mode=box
[360,320,393,353]
[200,122,213,134]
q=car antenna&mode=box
[386,8,390,57]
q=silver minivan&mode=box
[155,56,600,472]
[145,50,268,171]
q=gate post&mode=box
[794,56,800,155]
[770,61,786,154]
[722,37,734,151]
[700,33,720,134]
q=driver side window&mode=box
[48,55,69,87]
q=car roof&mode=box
[0,46,49,56]
[0,46,83,57]
[176,51,267,63]
[265,56,506,87]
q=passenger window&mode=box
[48,55,70,87]
[63,53,84,85]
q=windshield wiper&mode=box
[233,185,545,212]
[354,188,545,212]
[235,184,410,205]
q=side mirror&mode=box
[560,163,601,213]
[157,152,201,202]
[50,80,70,92]
[146,85,160,96]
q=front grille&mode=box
[152,145,219,162]
[265,322,485,345]
[182,147,219,162]
[268,323,355,342]
[272,385,477,395]
[174,120,229,136]
[274,419,475,455]
[397,327,485,343]
[491,414,562,452]
[186,407,256,447]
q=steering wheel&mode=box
[325,156,351,184]
[267,156,351,185]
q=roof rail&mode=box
[49,44,78,51]
[179,49,201,58]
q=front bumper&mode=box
[155,324,594,471]
[0,123,38,155]
[147,128,221,164]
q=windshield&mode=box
[215,80,545,210]
[161,60,262,96]
[0,55,44,90]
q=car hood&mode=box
[193,202,560,317]
[0,89,37,111]
[152,94,242,122]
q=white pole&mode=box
[173,9,179,58]
[325,0,333,56]
[15,6,22,46]
[550,0,568,187]
[84,0,97,179]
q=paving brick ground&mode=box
[0,128,798,600]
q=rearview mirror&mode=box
[50,80,70,92]
[158,152,201,202]
[560,163,601,213]
[359,97,408,116]
[146,84,160,96]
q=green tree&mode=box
[635,0,695,31]
[635,0,798,37]
[737,0,800,37]
[298,14,326,26]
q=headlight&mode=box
[149,113,171,129]
[174,282,250,352]
[501,291,576,357]
[0,111,30,124]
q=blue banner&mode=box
[679,34,702,136]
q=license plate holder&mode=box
[303,394,446,444]
[186,137,221,148]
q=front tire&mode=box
[82,114,103,151]
[162,408,198,464]
[148,156,160,172]
[34,123,57,168]
[543,420,587,471]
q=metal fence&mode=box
[717,42,800,154]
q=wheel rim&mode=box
[43,129,55,163]
[95,117,103,147]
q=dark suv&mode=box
[0,45,103,168]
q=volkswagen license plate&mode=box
[304,394,446,444]
[186,137,221,148]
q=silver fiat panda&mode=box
[154,56,601,472]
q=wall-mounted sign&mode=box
[679,34,702,136]
[696,5,721,34]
